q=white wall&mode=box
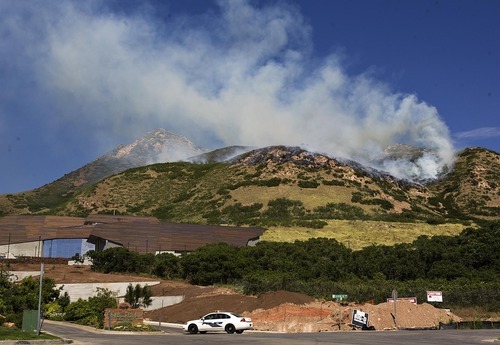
[0,241,43,258]
[56,281,160,301]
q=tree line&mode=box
[87,222,500,311]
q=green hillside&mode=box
[427,147,500,220]
[54,159,433,222]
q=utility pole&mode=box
[37,262,44,336]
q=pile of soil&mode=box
[245,300,461,332]
[144,290,314,324]
[247,301,335,332]
[359,301,460,330]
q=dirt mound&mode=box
[144,290,314,324]
[360,301,460,330]
[246,300,461,332]
[147,280,233,300]
[248,302,335,332]
[258,290,315,307]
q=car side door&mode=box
[199,313,219,331]
[210,313,226,329]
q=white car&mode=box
[183,311,253,334]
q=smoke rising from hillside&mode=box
[1,0,455,181]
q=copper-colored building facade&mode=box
[0,215,265,258]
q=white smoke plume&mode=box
[0,0,455,181]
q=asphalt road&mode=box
[40,320,500,345]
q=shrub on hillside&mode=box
[64,288,117,328]
[298,180,320,188]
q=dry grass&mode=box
[229,184,376,213]
[261,220,469,250]
[451,306,500,321]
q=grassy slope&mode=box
[262,220,468,250]
[230,184,362,209]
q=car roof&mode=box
[204,311,238,316]
[206,311,229,314]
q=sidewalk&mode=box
[0,340,72,345]
[0,319,187,345]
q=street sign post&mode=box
[332,294,348,301]
[391,289,398,329]
[332,294,348,329]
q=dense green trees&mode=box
[181,242,240,285]
[86,247,155,274]
[204,197,369,228]
[151,253,181,279]
[0,270,65,327]
[86,222,500,310]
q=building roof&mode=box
[0,215,265,254]
[0,215,88,243]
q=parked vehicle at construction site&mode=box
[183,311,253,334]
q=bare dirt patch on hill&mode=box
[7,262,159,284]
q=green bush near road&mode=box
[63,287,117,328]
[0,271,65,329]
[0,326,60,340]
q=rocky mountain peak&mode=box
[108,129,206,164]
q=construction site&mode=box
[5,262,467,332]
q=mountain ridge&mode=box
[0,130,498,226]
[0,129,205,214]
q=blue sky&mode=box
[0,0,498,194]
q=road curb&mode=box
[0,340,72,345]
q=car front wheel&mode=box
[188,324,198,334]
[225,324,236,334]
[236,330,244,334]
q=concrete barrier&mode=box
[56,282,161,301]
